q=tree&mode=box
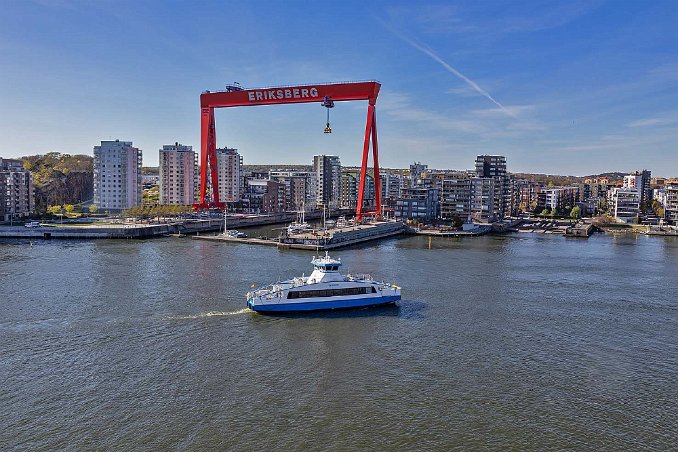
[541,208,550,216]
[47,205,62,215]
[63,204,75,214]
[550,207,558,217]
[88,205,97,213]
[570,206,581,219]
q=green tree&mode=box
[570,206,581,219]
[63,204,75,214]
[88,205,97,214]
[541,208,550,216]
[550,207,558,217]
[47,205,62,215]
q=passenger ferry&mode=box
[246,252,400,312]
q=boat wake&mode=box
[164,308,251,320]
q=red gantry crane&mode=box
[194,81,382,221]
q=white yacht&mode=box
[246,253,400,313]
[287,209,312,234]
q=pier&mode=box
[193,220,407,250]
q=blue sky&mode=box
[1,0,677,176]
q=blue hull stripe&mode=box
[249,295,400,312]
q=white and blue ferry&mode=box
[246,252,401,313]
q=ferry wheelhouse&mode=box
[246,253,400,312]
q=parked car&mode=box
[24,221,41,228]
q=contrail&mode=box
[383,22,515,118]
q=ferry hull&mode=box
[248,294,400,313]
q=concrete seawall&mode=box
[0,220,227,239]
[194,221,407,250]
[0,210,357,240]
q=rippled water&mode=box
[1,233,676,450]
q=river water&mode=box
[1,232,676,450]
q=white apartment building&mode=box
[0,158,34,221]
[159,143,198,205]
[313,155,341,208]
[215,147,242,203]
[93,140,142,211]
[470,177,496,222]
[663,185,678,225]
[380,173,404,207]
[610,187,640,223]
[538,186,579,211]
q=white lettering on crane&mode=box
[247,87,320,102]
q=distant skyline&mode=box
[1,0,677,176]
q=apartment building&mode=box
[440,172,472,219]
[313,155,341,208]
[159,143,198,205]
[0,158,34,221]
[215,147,242,204]
[537,186,579,212]
[93,140,142,211]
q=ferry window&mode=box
[371,287,377,293]
[288,291,299,299]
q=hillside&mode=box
[21,152,94,212]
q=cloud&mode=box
[626,117,678,128]
[378,91,542,137]
[647,63,678,82]
[379,92,485,133]
[379,20,515,118]
[471,104,536,118]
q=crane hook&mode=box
[322,96,334,133]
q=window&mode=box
[287,286,371,299]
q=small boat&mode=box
[287,222,312,234]
[287,208,312,234]
[222,212,247,238]
[247,252,401,312]
[224,230,247,238]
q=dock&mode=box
[194,221,407,250]
[565,223,594,237]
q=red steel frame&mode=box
[195,81,382,220]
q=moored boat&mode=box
[246,252,400,312]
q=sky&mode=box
[1,0,677,176]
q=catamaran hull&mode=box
[248,294,400,313]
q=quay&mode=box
[0,210,355,240]
[194,221,407,250]
[0,220,222,239]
